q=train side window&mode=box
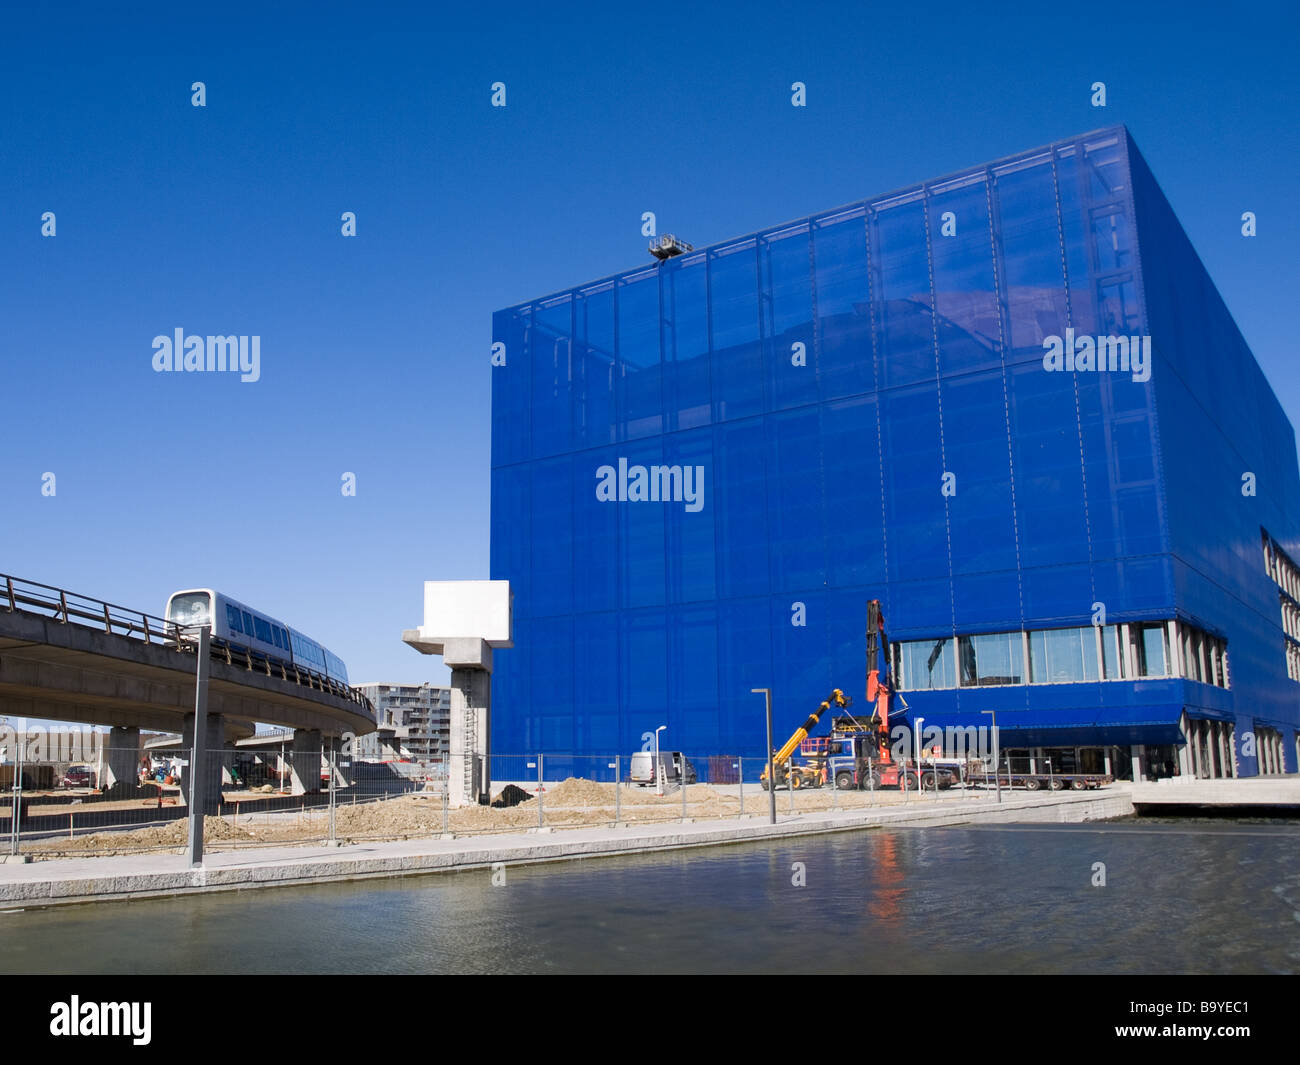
[254,616,273,643]
[242,612,254,636]
[226,604,242,634]
[272,627,283,649]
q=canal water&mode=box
[4,821,1298,974]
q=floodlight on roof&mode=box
[649,234,694,260]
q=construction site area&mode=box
[13,768,1105,860]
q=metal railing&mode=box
[1,570,374,717]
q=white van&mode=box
[629,751,697,786]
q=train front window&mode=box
[168,593,211,627]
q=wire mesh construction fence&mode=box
[1,741,1045,861]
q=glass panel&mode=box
[1081,627,1099,681]
[941,370,1017,574]
[530,295,574,457]
[572,451,617,613]
[813,208,873,401]
[1028,630,1046,681]
[1101,624,1123,678]
[663,255,711,432]
[1054,147,1099,337]
[1091,208,1133,273]
[709,241,763,422]
[619,441,666,609]
[1141,624,1167,676]
[616,270,663,440]
[821,396,885,588]
[491,306,531,466]
[574,284,616,448]
[871,196,934,389]
[665,428,715,604]
[766,408,825,592]
[1008,360,1089,565]
[1029,627,1096,683]
[958,632,1022,686]
[761,225,817,410]
[901,638,956,690]
[531,457,574,615]
[713,420,769,598]
[1098,278,1141,335]
[993,155,1065,359]
[1082,134,1128,201]
[880,383,945,582]
[928,174,1001,377]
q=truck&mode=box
[629,750,698,787]
[761,601,1114,794]
[759,602,961,792]
[800,728,962,791]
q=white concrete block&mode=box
[417,581,512,649]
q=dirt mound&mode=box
[491,784,533,808]
[542,777,611,806]
[26,815,259,856]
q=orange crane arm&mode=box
[866,600,894,762]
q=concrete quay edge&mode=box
[0,789,1136,908]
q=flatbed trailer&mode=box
[968,771,1113,792]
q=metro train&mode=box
[164,589,350,685]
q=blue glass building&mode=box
[490,127,1299,780]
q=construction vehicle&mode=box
[761,601,1113,793]
[759,689,851,790]
[759,601,960,792]
[836,599,963,790]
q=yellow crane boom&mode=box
[771,689,851,766]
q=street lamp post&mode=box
[187,624,211,868]
[654,725,667,797]
[914,716,925,796]
[752,688,776,825]
[981,710,1001,803]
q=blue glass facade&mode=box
[490,126,1299,776]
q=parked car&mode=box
[62,765,96,788]
[629,751,698,786]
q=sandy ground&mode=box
[19,777,973,859]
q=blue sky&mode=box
[1,1,1296,688]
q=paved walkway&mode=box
[1129,776,1300,806]
[0,787,1137,907]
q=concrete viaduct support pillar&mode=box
[403,580,511,809]
[181,712,224,815]
[448,656,491,808]
[102,726,140,792]
[289,729,322,795]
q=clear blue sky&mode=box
[1,1,1296,688]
